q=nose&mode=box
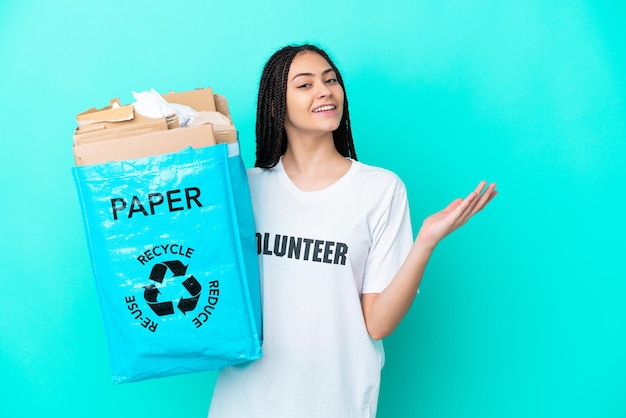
[316,81,332,98]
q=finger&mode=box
[445,197,464,213]
[451,181,495,225]
[474,180,488,194]
[485,189,498,205]
[453,190,479,221]
[460,181,487,218]
[467,183,497,218]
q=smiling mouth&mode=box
[312,105,336,113]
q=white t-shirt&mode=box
[208,158,414,418]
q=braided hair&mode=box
[255,44,357,168]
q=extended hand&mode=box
[416,180,497,249]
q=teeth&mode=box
[313,105,335,113]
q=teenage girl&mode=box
[208,44,497,418]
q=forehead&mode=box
[288,51,334,76]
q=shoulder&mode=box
[246,166,277,183]
[351,160,407,195]
[246,166,264,177]
[246,166,284,201]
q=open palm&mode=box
[416,181,497,249]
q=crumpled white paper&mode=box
[132,88,196,127]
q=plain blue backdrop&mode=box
[1,1,625,417]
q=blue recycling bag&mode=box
[72,142,262,383]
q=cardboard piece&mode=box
[73,114,179,145]
[76,98,134,126]
[74,124,218,166]
[73,87,237,166]
[162,88,217,112]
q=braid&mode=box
[255,44,357,168]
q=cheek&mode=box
[283,98,301,127]
[336,98,345,118]
[335,88,345,113]
[285,95,305,119]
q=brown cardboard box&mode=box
[73,87,237,166]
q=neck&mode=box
[283,132,336,167]
[281,132,352,191]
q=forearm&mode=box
[362,239,434,340]
[362,180,497,340]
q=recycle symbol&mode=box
[143,260,202,316]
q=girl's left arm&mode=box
[362,180,497,340]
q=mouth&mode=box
[312,104,336,113]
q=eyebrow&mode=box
[290,68,336,82]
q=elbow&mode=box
[366,325,393,341]
[362,293,398,340]
[369,332,386,341]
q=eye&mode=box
[325,78,338,84]
[297,83,312,89]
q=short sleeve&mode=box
[361,179,414,294]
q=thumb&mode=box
[445,197,464,212]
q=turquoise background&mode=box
[1,1,624,417]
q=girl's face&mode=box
[283,51,344,140]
